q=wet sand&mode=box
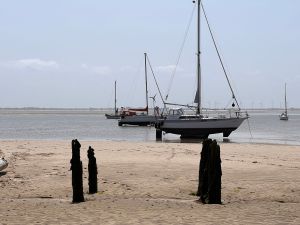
[0,140,299,224]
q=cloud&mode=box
[81,64,111,75]
[156,65,183,74]
[119,65,138,73]
[0,58,59,71]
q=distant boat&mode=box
[118,107,158,126]
[155,0,248,139]
[0,158,8,171]
[118,53,158,126]
[105,81,121,119]
[279,83,288,121]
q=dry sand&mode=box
[0,140,299,224]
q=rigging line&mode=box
[165,4,196,101]
[200,2,241,110]
[146,55,165,105]
[126,58,143,106]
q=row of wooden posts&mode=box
[70,138,222,204]
[70,139,98,203]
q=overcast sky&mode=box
[0,0,299,108]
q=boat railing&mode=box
[160,107,249,119]
[201,108,249,119]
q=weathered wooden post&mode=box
[207,140,222,204]
[197,139,222,204]
[197,139,212,201]
[87,146,98,194]
[70,139,84,203]
[156,129,162,140]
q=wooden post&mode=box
[70,139,84,203]
[197,139,212,201]
[156,129,162,140]
[197,139,222,204]
[87,146,98,194]
[207,140,222,204]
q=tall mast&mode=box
[196,0,201,115]
[114,80,117,115]
[284,83,287,114]
[144,53,149,115]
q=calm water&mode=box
[0,109,300,145]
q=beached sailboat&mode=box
[105,81,121,119]
[155,0,248,139]
[118,53,158,126]
[279,83,288,121]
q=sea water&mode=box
[0,109,299,145]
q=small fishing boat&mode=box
[0,158,8,171]
[279,83,288,121]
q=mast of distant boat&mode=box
[144,53,149,115]
[196,0,201,115]
[114,80,117,115]
[284,83,287,115]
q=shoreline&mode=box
[0,140,299,224]
[0,138,300,147]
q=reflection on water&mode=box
[0,109,300,145]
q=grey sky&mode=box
[0,0,299,108]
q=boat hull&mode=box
[118,115,157,126]
[156,117,247,138]
[105,114,121,119]
[279,116,288,121]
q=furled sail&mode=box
[194,89,199,103]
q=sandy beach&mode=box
[0,140,299,224]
